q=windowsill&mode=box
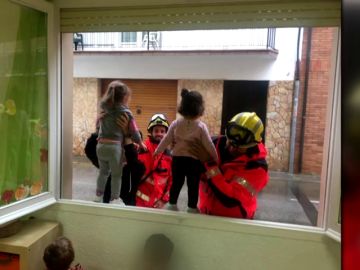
[36,199,336,243]
[0,193,56,226]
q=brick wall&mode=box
[294,28,336,175]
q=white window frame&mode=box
[60,27,341,238]
[1,1,341,243]
[324,34,341,241]
[0,0,58,226]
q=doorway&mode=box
[221,80,269,142]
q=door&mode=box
[221,80,268,142]
[101,79,178,134]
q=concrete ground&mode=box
[72,156,320,226]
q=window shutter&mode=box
[60,1,340,32]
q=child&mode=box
[154,88,218,213]
[135,234,174,270]
[43,236,84,270]
[96,80,145,204]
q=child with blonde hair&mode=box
[96,80,145,204]
[155,88,218,213]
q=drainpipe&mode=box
[298,28,312,173]
[147,31,150,50]
[288,27,302,174]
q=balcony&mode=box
[73,28,277,53]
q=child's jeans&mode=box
[96,143,123,200]
[169,156,202,208]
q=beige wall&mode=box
[177,80,223,136]
[265,81,293,171]
[34,202,340,270]
[73,78,99,156]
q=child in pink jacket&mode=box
[155,88,218,213]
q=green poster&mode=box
[0,1,48,206]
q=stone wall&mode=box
[265,81,293,171]
[73,78,99,156]
[177,80,223,136]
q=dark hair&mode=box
[177,88,204,118]
[43,237,75,270]
[143,234,174,262]
[102,80,131,107]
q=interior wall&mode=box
[33,202,340,270]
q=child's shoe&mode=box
[165,203,179,211]
[94,194,102,203]
[110,198,125,206]
[186,207,200,214]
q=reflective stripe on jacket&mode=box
[136,138,172,207]
[199,136,269,218]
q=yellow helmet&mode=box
[225,112,263,148]
[147,113,169,132]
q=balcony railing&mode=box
[73,29,277,52]
[266,28,276,50]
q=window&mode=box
[0,0,340,236]
[63,26,340,229]
[121,32,137,43]
[324,37,341,240]
[0,0,56,225]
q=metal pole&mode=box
[147,31,150,51]
[298,27,313,173]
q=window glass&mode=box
[66,27,339,227]
[0,1,48,207]
[121,32,137,43]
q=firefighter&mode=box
[120,113,173,208]
[189,112,269,219]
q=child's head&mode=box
[103,80,131,106]
[178,88,204,119]
[43,237,74,270]
[143,234,174,266]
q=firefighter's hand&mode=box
[97,111,106,120]
[116,113,130,136]
[139,141,148,152]
[187,139,212,163]
[154,199,166,209]
[133,143,140,151]
[153,151,160,159]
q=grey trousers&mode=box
[96,143,123,200]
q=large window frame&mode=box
[0,0,58,226]
[0,0,341,242]
[324,35,341,241]
[60,30,341,239]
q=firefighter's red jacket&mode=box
[199,136,269,218]
[135,138,172,207]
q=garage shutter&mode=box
[60,1,340,33]
[101,79,178,135]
